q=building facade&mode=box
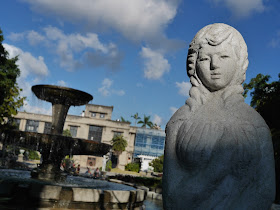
[14,104,136,170]
[13,104,166,172]
[133,128,165,171]
[133,127,165,157]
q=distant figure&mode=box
[76,164,80,175]
[94,167,100,178]
[85,167,91,175]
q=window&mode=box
[70,126,78,137]
[100,113,105,118]
[25,120,39,132]
[88,125,103,142]
[44,122,52,134]
[90,112,96,117]
[87,157,96,166]
[113,131,123,137]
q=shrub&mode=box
[106,160,112,171]
[125,162,140,172]
[27,150,40,160]
[149,155,164,172]
[111,174,162,188]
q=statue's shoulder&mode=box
[166,105,190,131]
[234,101,269,129]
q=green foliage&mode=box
[111,135,128,155]
[125,162,140,172]
[0,28,25,130]
[120,116,131,124]
[26,149,40,160]
[63,129,72,137]
[243,73,280,202]
[131,113,141,126]
[149,155,164,172]
[243,73,280,136]
[106,160,112,171]
[137,115,154,128]
[62,155,75,173]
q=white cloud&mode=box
[175,81,191,97]
[27,30,46,46]
[98,78,125,97]
[8,27,123,71]
[3,44,49,81]
[140,47,170,80]
[8,32,25,41]
[24,0,179,44]
[8,31,46,46]
[209,0,266,18]
[153,114,163,126]
[3,44,49,102]
[170,106,178,115]
[23,102,52,115]
[57,80,67,87]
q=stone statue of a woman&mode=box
[163,23,275,210]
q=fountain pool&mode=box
[0,84,147,209]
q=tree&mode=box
[137,115,153,128]
[243,73,280,137]
[243,73,280,202]
[111,135,128,168]
[131,112,141,126]
[63,129,72,137]
[151,123,161,130]
[0,28,24,131]
[149,155,164,172]
[120,116,131,124]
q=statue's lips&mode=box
[211,72,221,79]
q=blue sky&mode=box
[1,0,280,129]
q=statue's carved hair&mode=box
[186,23,249,111]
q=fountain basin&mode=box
[4,130,111,156]
[32,85,93,106]
[0,169,147,209]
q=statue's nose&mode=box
[210,55,219,70]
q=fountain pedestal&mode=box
[30,85,94,181]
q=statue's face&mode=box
[196,41,238,91]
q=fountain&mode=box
[0,85,147,209]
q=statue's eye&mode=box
[220,55,229,59]
[199,57,209,61]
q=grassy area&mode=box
[110,168,142,176]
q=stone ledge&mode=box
[72,188,101,202]
[0,179,146,209]
[104,190,130,203]
[147,191,162,200]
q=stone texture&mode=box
[163,23,276,210]
[104,190,130,203]
[135,190,145,202]
[29,184,62,200]
[72,188,101,202]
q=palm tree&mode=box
[120,116,131,124]
[137,115,153,128]
[131,113,141,126]
[111,135,128,169]
[151,123,161,130]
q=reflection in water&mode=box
[144,197,163,210]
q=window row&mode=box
[135,136,165,145]
[90,112,106,119]
[23,120,103,142]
